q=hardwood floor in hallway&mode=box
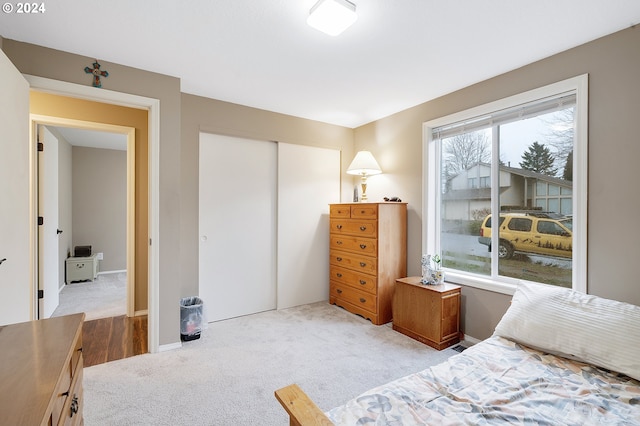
[83,315,148,367]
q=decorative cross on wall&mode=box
[84,60,109,88]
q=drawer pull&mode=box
[359,298,366,303]
[337,240,343,245]
[337,289,343,294]
[337,257,343,262]
[359,280,366,285]
[70,394,79,417]
[360,262,366,267]
[359,244,367,249]
[336,224,343,229]
[336,273,343,278]
[360,226,367,231]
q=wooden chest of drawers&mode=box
[392,277,461,350]
[329,203,407,325]
[0,313,85,426]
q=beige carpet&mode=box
[83,301,458,425]
[52,272,126,320]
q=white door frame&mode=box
[24,75,160,353]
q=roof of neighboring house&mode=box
[459,162,572,188]
[444,163,572,200]
[498,164,572,188]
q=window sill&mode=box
[443,270,517,296]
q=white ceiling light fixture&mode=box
[307,0,358,36]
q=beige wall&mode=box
[72,146,126,272]
[355,25,640,340]
[179,93,354,298]
[4,25,640,343]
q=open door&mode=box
[0,49,32,325]
[37,125,60,318]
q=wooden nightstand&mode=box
[392,276,461,350]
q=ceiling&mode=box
[51,126,127,151]
[2,1,640,128]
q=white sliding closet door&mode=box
[199,133,277,322]
[277,143,340,309]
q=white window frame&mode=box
[422,75,588,295]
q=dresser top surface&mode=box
[396,276,461,293]
[0,313,84,424]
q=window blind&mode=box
[432,92,576,139]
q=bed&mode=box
[275,281,640,425]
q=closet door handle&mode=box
[0,258,6,265]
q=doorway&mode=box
[26,76,161,354]
[31,116,136,319]
[39,124,132,321]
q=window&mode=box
[508,218,532,232]
[423,76,587,294]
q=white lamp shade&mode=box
[346,151,382,176]
[307,0,357,36]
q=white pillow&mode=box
[494,281,640,381]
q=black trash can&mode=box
[180,296,204,341]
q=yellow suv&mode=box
[478,212,572,259]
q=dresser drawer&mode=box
[60,358,83,426]
[330,235,377,256]
[329,250,377,274]
[330,265,377,294]
[350,204,377,219]
[330,205,351,218]
[331,282,376,312]
[330,218,377,238]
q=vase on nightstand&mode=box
[421,254,444,285]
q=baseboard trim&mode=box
[462,334,482,346]
[97,269,126,275]
[158,341,182,352]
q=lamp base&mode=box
[360,176,368,202]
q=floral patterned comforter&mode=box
[327,336,640,425]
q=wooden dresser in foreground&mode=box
[0,313,85,426]
[329,202,407,325]
[392,277,461,350]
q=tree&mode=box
[563,150,573,181]
[542,108,574,179]
[519,141,557,176]
[442,131,491,182]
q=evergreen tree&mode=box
[519,141,557,176]
[563,150,573,181]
